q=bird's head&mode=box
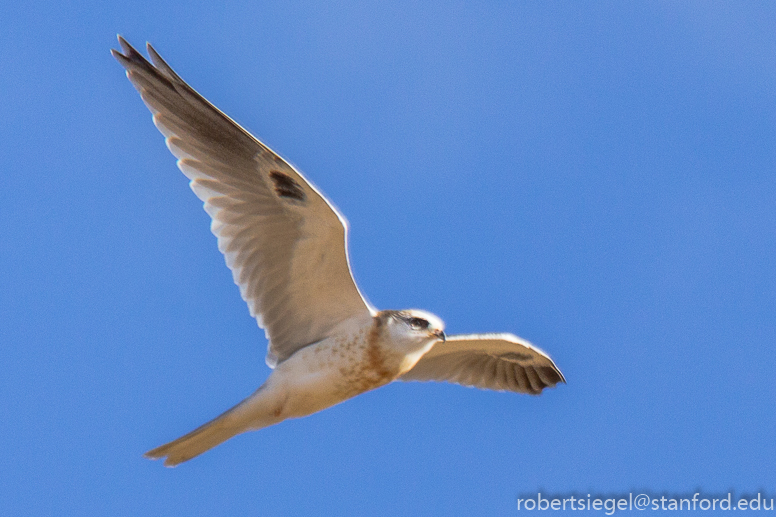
[380,309,446,347]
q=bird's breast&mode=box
[329,317,406,397]
[277,315,428,403]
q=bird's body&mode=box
[251,310,441,416]
[113,36,565,467]
[146,311,440,465]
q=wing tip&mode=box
[497,332,566,386]
[116,33,129,51]
[113,34,136,59]
[111,35,128,63]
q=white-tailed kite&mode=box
[112,36,565,467]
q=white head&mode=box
[378,309,446,352]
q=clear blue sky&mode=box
[1,1,774,515]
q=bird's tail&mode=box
[145,384,284,467]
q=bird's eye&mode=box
[408,317,429,330]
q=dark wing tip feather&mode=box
[555,365,567,385]
[117,34,131,53]
[112,36,171,82]
[526,363,565,394]
[112,36,150,72]
[541,357,566,385]
[114,34,142,61]
[109,47,125,63]
[146,42,185,83]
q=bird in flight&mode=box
[112,36,565,467]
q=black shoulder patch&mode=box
[269,170,306,202]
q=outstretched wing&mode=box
[112,37,374,367]
[401,333,565,395]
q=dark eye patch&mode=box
[408,317,429,330]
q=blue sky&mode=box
[1,1,775,515]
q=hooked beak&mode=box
[433,329,446,343]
